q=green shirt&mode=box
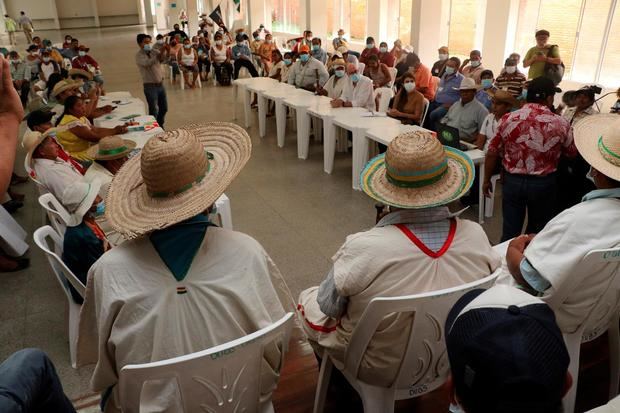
[4,17,16,32]
[525,45,560,80]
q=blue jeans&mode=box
[501,172,558,242]
[0,349,76,413]
[424,100,448,130]
[143,83,168,128]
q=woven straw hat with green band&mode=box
[360,130,474,209]
[573,114,620,182]
[87,135,137,161]
[106,122,251,239]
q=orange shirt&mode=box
[259,42,276,61]
[414,64,435,101]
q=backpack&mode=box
[544,45,564,86]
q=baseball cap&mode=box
[527,76,561,101]
[445,285,569,413]
[25,109,55,130]
[299,44,310,53]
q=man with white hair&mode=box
[330,63,375,111]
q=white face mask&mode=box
[215,40,223,46]
[156,39,164,44]
[403,82,416,92]
[30,51,38,56]
[43,57,51,62]
[470,60,481,67]
[439,53,448,61]
[505,66,516,74]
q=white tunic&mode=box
[32,158,86,201]
[323,75,350,99]
[340,75,375,112]
[77,227,294,413]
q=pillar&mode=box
[143,0,155,26]
[186,0,199,35]
[411,0,447,66]
[308,0,328,40]
[247,0,270,32]
[480,0,519,74]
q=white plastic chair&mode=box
[180,69,202,90]
[376,87,395,113]
[561,248,620,413]
[420,98,430,127]
[387,67,397,88]
[33,225,86,369]
[118,312,295,413]
[312,269,501,413]
[38,193,72,236]
[213,193,233,230]
[484,174,501,218]
[358,62,365,75]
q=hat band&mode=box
[98,146,128,156]
[598,136,620,167]
[386,159,448,188]
[149,171,207,198]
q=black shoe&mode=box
[11,173,28,185]
[0,256,29,272]
[3,200,24,213]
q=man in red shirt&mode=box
[378,41,395,67]
[71,45,104,86]
[359,36,380,65]
[484,76,576,241]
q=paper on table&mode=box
[360,111,387,118]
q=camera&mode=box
[583,85,602,95]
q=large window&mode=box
[349,0,367,41]
[399,0,413,44]
[514,0,620,86]
[447,0,484,60]
[271,0,302,34]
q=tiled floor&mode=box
[0,25,503,402]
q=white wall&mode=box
[5,0,58,30]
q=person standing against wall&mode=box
[135,34,169,128]
[18,11,34,44]
[4,15,17,46]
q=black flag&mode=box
[209,5,228,33]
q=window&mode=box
[271,0,302,34]
[514,0,620,86]
[447,0,484,60]
[399,0,413,44]
[349,0,367,41]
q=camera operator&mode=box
[562,86,600,125]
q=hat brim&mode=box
[68,180,102,227]
[573,114,620,182]
[52,82,82,97]
[487,90,519,107]
[69,68,93,80]
[360,147,475,209]
[105,122,251,239]
[86,139,137,160]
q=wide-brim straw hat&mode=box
[487,89,518,108]
[51,79,82,98]
[106,122,251,239]
[62,180,102,227]
[360,130,474,209]
[87,135,137,160]
[23,127,65,170]
[573,114,620,182]
[455,77,478,91]
[68,68,93,80]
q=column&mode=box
[411,0,447,66]
[481,0,519,74]
[247,0,270,32]
[308,0,327,40]
[91,0,100,27]
[143,0,154,26]
[186,0,198,35]
[366,0,387,41]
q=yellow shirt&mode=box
[56,115,94,161]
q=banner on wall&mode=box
[208,5,227,31]
[212,0,240,31]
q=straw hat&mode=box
[87,135,137,161]
[106,122,251,239]
[51,79,82,98]
[573,114,620,182]
[487,89,518,108]
[336,46,348,54]
[68,68,93,80]
[360,130,474,209]
[62,180,102,227]
[332,58,346,68]
[23,128,65,170]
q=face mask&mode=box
[312,45,319,51]
[481,79,493,89]
[403,82,415,92]
[237,42,244,47]
[445,66,455,75]
[254,36,259,41]
[439,53,448,61]
[156,39,164,44]
[43,57,51,62]
[10,59,18,64]
[300,54,309,63]
[586,167,596,184]
[521,89,528,99]
[184,44,191,49]
[65,39,71,43]
[143,44,152,52]
[306,37,313,42]
[351,73,360,83]
[366,43,374,49]
[215,40,223,46]
[505,66,516,74]
[30,51,38,56]
[380,47,387,53]
[46,47,52,52]
[79,51,86,57]
[283,58,292,65]
[265,39,272,44]
[470,60,481,67]
[335,69,345,78]
[338,35,343,39]
[240,32,245,36]
[95,201,105,217]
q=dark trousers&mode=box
[233,58,259,79]
[501,172,558,242]
[14,81,30,107]
[198,58,211,75]
[213,62,233,85]
[0,349,76,413]
[143,83,168,128]
[424,101,448,130]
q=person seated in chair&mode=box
[387,72,424,125]
[232,33,259,80]
[446,285,571,413]
[83,135,135,198]
[77,123,294,413]
[298,131,500,387]
[439,77,489,144]
[330,63,375,111]
[288,45,329,92]
[424,57,463,130]
[500,114,620,334]
[363,54,391,89]
[316,59,349,99]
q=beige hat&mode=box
[51,79,82,98]
[573,114,620,182]
[61,180,102,227]
[360,130,474,209]
[456,77,478,91]
[336,45,348,54]
[332,58,346,68]
[87,135,137,160]
[68,68,93,81]
[23,128,65,171]
[487,89,518,108]
[106,122,251,239]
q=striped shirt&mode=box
[495,72,527,98]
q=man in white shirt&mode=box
[330,63,375,112]
[474,89,516,151]
[316,58,350,99]
[440,77,489,143]
[287,44,329,92]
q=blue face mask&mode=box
[521,89,528,99]
[445,66,455,75]
[335,69,345,78]
[481,79,493,89]
[184,44,191,49]
[300,54,309,63]
[95,201,105,217]
[351,73,360,83]
[312,45,320,51]
[366,43,374,49]
[284,58,292,65]
[143,44,152,52]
